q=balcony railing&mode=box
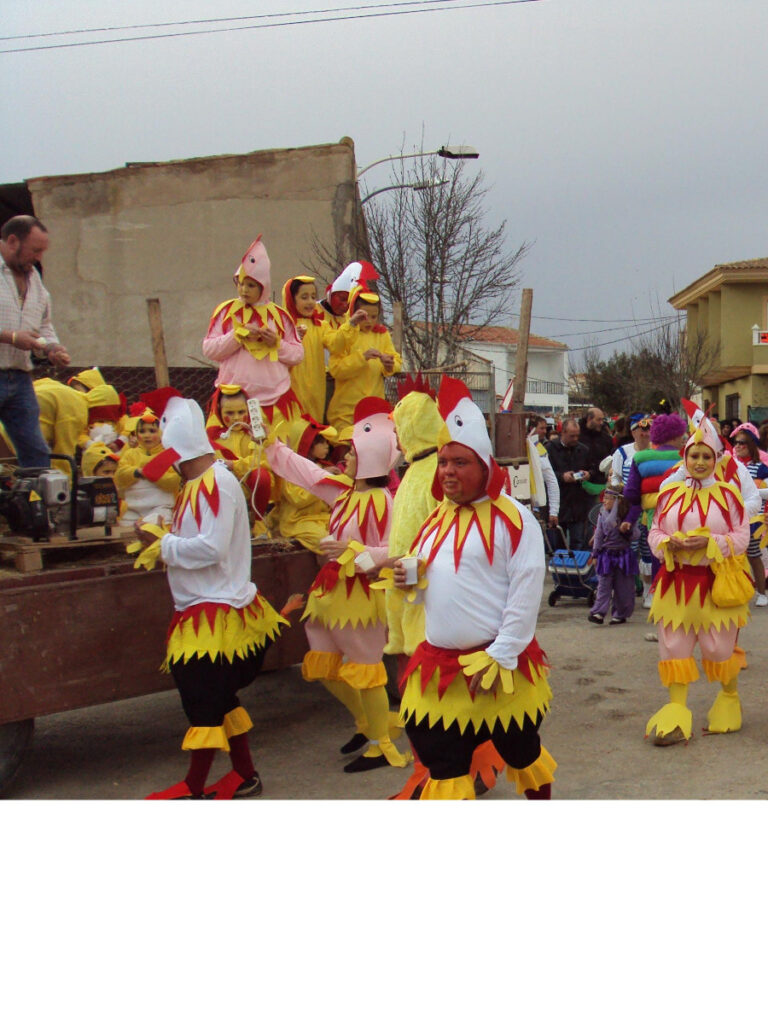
[526,379,565,395]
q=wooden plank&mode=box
[146,298,171,388]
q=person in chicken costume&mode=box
[393,377,556,800]
[265,396,411,773]
[645,414,751,745]
[282,275,334,423]
[204,384,273,532]
[319,260,379,328]
[202,236,305,427]
[131,392,288,799]
[326,286,402,434]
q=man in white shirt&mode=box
[0,216,71,466]
[135,393,288,800]
[393,377,556,800]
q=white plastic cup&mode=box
[354,550,376,572]
[401,556,419,585]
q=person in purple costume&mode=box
[588,483,640,625]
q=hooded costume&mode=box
[30,377,88,478]
[133,392,287,800]
[318,260,379,326]
[204,384,273,531]
[395,377,556,800]
[283,275,333,422]
[114,398,180,526]
[272,415,336,553]
[265,396,411,772]
[384,375,444,659]
[645,415,751,744]
[202,236,305,424]
[326,286,402,433]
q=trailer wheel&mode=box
[0,720,34,795]
[548,592,558,607]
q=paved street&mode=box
[6,590,768,800]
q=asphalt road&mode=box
[6,589,768,800]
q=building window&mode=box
[725,393,740,421]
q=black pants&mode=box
[405,712,542,780]
[169,642,270,727]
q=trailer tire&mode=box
[0,719,34,795]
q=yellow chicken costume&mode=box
[326,286,402,433]
[283,275,334,423]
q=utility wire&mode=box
[0,0,543,55]
[1,1,468,40]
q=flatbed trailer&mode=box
[0,540,317,794]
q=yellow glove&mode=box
[457,650,516,694]
[125,521,169,571]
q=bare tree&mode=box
[361,153,528,369]
[576,314,719,413]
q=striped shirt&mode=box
[0,254,60,372]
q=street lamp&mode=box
[361,178,449,206]
[357,145,479,178]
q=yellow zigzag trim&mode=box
[649,581,749,634]
[164,599,286,668]
[400,661,551,735]
[303,575,387,629]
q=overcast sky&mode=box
[2,0,767,364]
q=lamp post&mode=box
[360,178,449,206]
[356,145,479,179]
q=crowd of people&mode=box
[3,212,767,794]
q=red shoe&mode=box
[145,781,201,800]
[204,770,263,800]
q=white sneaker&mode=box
[642,594,653,609]
[756,594,768,607]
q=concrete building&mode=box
[21,139,364,370]
[669,257,768,422]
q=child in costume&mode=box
[132,394,289,800]
[326,286,402,434]
[318,260,379,328]
[645,417,751,746]
[283,276,333,423]
[30,376,88,478]
[265,396,411,773]
[202,236,305,427]
[81,442,119,478]
[587,483,639,625]
[114,399,180,526]
[205,384,272,534]
[392,377,556,800]
[68,367,127,451]
[272,415,336,554]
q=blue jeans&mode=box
[0,370,50,468]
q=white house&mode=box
[456,325,569,415]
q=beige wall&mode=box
[28,141,363,367]
[721,284,767,364]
